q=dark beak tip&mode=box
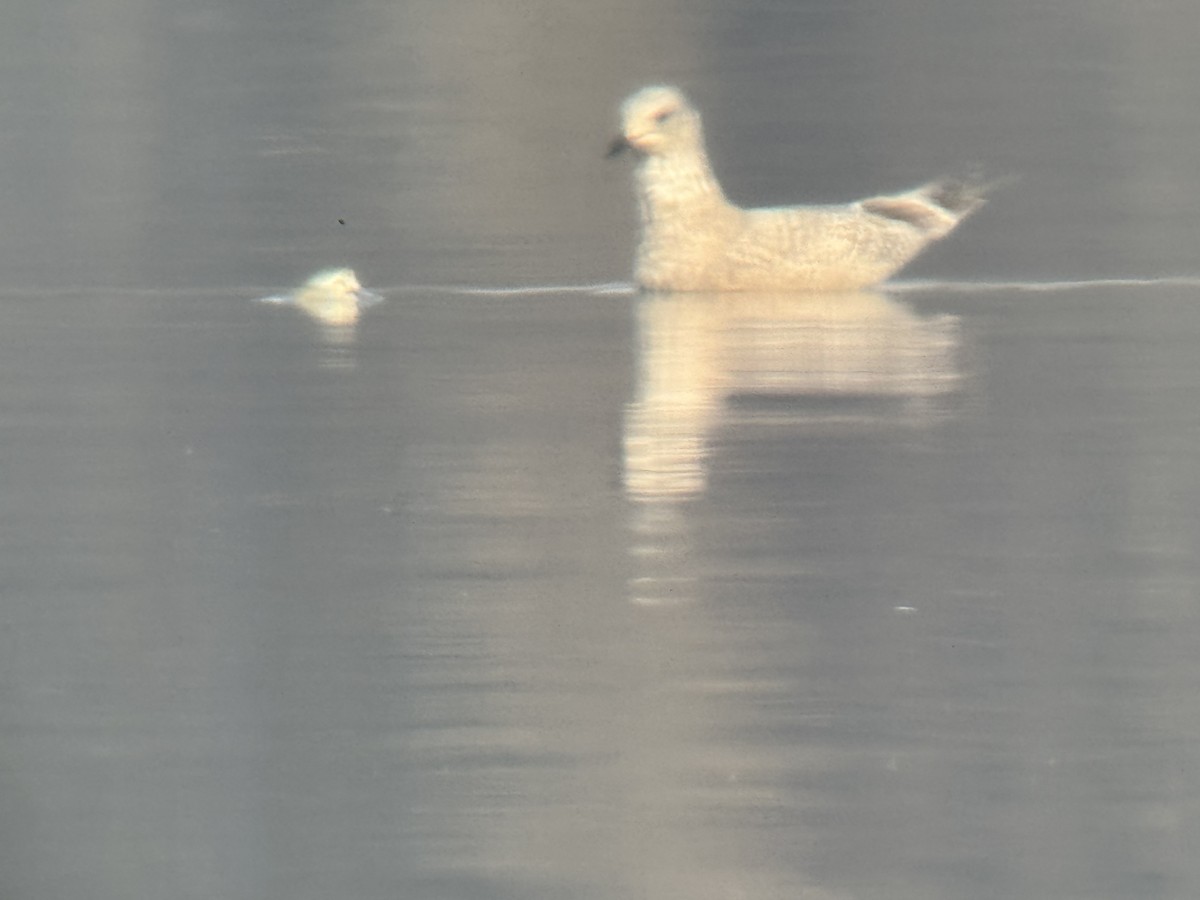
[605,136,630,159]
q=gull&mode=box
[608,85,993,292]
[258,268,383,326]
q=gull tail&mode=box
[924,170,1015,218]
[864,170,1012,239]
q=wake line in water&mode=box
[890,276,1200,294]
[4,277,1198,300]
[379,282,636,297]
[0,282,638,299]
[383,277,1200,297]
[377,277,1200,297]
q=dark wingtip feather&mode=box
[927,171,1018,213]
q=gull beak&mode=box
[605,135,631,159]
[354,288,385,309]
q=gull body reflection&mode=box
[624,290,963,504]
[624,289,962,606]
[619,290,964,894]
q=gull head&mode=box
[293,268,383,325]
[607,85,703,158]
[309,268,363,295]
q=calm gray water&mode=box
[3,2,1200,900]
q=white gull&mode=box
[609,85,993,292]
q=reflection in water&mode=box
[617,291,968,898]
[624,290,962,608]
[624,290,963,503]
[257,268,385,361]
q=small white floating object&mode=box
[258,268,383,326]
[608,85,995,292]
